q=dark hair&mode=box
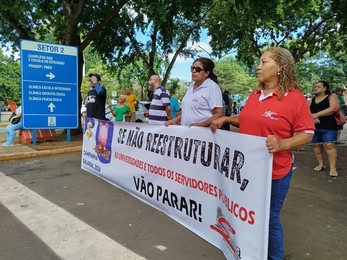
[88,73,101,81]
[335,87,343,93]
[317,80,331,95]
[193,57,218,84]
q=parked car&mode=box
[1,105,9,111]
[135,101,150,123]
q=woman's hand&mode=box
[189,122,203,127]
[165,119,176,127]
[313,118,320,124]
[266,132,313,153]
[210,117,225,133]
[312,113,319,119]
[266,135,283,153]
[166,115,181,127]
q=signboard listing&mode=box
[21,40,79,129]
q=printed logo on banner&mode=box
[210,207,241,260]
[84,117,114,164]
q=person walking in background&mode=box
[168,89,181,119]
[124,87,139,122]
[166,57,223,127]
[2,105,22,147]
[210,47,315,259]
[223,90,232,117]
[309,81,340,176]
[335,87,346,144]
[235,99,241,114]
[86,73,107,120]
[148,74,172,125]
[222,90,231,131]
[109,95,131,122]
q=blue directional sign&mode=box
[21,40,78,129]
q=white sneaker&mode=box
[1,142,14,147]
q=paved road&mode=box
[0,153,224,260]
[282,144,347,259]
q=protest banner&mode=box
[81,118,273,260]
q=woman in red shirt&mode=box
[211,47,315,259]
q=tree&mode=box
[205,0,344,67]
[0,49,20,103]
[0,0,213,108]
[331,0,347,35]
[296,52,347,94]
[92,0,209,87]
[0,0,131,130]
[214,57,258,98]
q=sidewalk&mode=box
[0,112,82,161]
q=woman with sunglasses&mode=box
[166,57,223,127]
[210,47,315,259]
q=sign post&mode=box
[20,40,79,143]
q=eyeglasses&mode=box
[191,66,205,73]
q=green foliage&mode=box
[0,0,54,50]
[1,0,346,108]
[165,78,181,96]
[91,0,209,84]
[296,52,347,94]
[0,50,20,103]
[331,0,347,34]
[206,0,344,67]
[215,57,258,98]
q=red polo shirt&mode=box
[239,89,315,179]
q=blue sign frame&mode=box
[21,40,79,129]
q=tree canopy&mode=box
[0,49,20,103]
[205,0,345,67]
[0,0,346,104]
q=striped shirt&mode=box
[149,85,171,125]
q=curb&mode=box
[0,146,82,161]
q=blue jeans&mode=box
[268,169,293,260]
[5,120,23,144]
[311,129,337,143]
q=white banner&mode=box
[81,118,273,260]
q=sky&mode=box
[169,30,212,82]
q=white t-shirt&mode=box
[181,78,223,126]
[15,105,22,114]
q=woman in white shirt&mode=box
[166,57,223,127]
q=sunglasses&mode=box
[191,66,205,73]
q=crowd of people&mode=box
[83,47,345,260]
[2,46,346,259]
